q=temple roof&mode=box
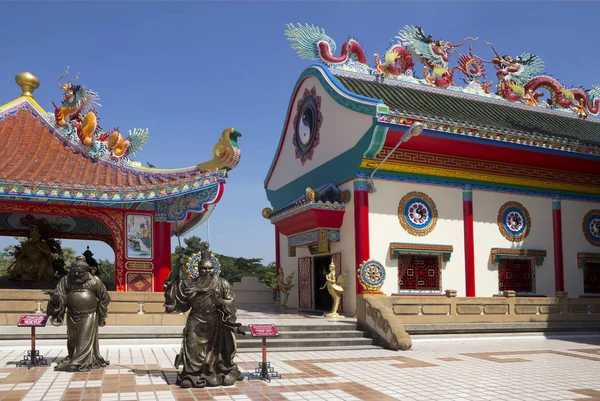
[0,73,242,204]
[284,23,600,152]
[263,182,349,222]
[336,75,600,147]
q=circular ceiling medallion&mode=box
[497,201,531,242]
[583,209,600,247]
[187,252,221,279]
[398,192,438,236]
[292,87,322,165]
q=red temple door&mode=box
[298,257,312,309]
[331,252,343,313]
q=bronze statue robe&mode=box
[47,274,111,372]
[166,273,244,388]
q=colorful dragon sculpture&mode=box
[395,26,478,88]
[285,23,600,117]
[485,42,600,117]
[285,23,371,74]
[51,67,148,162]
[286,23,485,89]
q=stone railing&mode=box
[0,276,275,327]
[389,290,600,324]
[232,277,274,305]
[356,295,412,350]
[0,289,186,326]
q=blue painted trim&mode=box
[315,64,384,104]
[357,171,600,202]
[266,122,377,210]
[376,122,600,161]
[264,65,383,188]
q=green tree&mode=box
[97,259,115,290]
[171,235,276,287]
[172,236,209,266]
[61,247,76,267]
[0,245,16,277]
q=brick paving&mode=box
[1,333,600,400]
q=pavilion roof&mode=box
[0,74,241,204]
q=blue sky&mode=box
[1,1,599,264]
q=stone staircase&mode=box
[0,321,381,353]
[237,322,379,352]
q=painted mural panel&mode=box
[126,214,152,259]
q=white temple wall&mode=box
[266,76,373,191]
[277,233,303,309]
[367,180,466,296]
[472,191,555,297]
[561,199,600,297]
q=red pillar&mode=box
[552,198,565,293]
[354,178,370,295]
[153,220,172,292]
[275,226,281,303]
[462,188,476,297]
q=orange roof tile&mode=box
[0,102,225,202]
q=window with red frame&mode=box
[398,255,441,291]
[584,262,600,294]
[498,258,535,293]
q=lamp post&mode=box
[367,122,424,193]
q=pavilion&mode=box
[0,71,241,292]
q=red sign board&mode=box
[17,315,48,327]
[248,324,279,337]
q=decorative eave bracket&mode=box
[577,253,600,269]
[490,248,547,266]
[288,228,341,257]
[389,243,453,262]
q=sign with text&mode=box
[248,324,279,337]
[17,315,48,327]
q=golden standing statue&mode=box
[276,269,295,308]
[320,260,345,318]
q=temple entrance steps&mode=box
[236,321,380,352]
[0,306,383,352]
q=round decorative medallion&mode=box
[357,259,386,293]
[583,209,600,247]
[398,192,438,236]
[187,252,221,279]
[292,87,322,165]
[497,201,531,242]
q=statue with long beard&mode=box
[45,256,111,372]
[164,250,245,388]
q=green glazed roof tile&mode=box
[336,76,600,147]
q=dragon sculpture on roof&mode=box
[286,23,487,90]
[395,26,478,88]
[486,41,600,118]
[285,23,371,75]
[49,67,148,165]
[286,23,600,117]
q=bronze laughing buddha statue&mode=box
[46,256,111,372]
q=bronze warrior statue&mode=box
[164,250,245,388]
[46,256,111,372]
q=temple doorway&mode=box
[313,255,332,312]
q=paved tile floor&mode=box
[1,333,600,401]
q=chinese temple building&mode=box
[0,70,241,292]
[263,24,600,316]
